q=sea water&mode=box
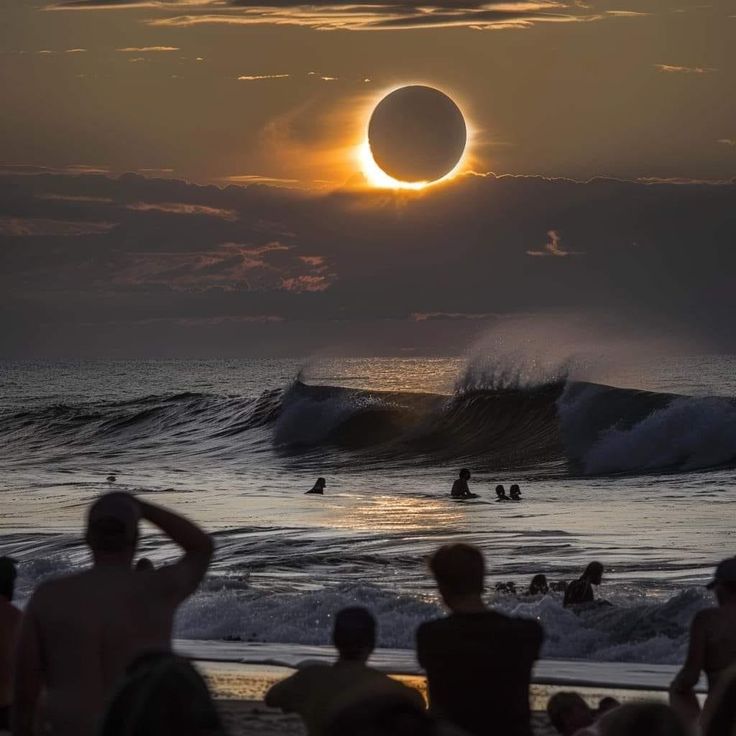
[1,355,735,665]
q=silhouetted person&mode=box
[99,652,227,736]
[450,469,477,499]
[563,562,604,607]
[416,544,543,736]
[670,556,736,724]
[12,493,213,736]
[509,484,522,500]
[266,607,423,736]
[495,485,509,501]
[701,665,736,736]
[547,692,595,736]
[0,557,21,732]
[325,693,435,736]
[135,557,154,572]
[598,703,687,736]
[529,574,549,596]
[306,477,326,495]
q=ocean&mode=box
[1,355,735,666]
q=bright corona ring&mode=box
[364,85,467,189]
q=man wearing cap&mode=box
[670,556,736,723]
[12,493,213,736]
[0,557,21,731]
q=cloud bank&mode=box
[1,168,734,356]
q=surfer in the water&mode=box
[495,485,510,501]
[563,562,604,607]
[451,469,478,499]
[509,484,522,501]
[306,478,326,495]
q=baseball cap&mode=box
[706,557,736,589]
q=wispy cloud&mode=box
[126,201,238,220]
[222,174,301,188]
[526,229,583,257]
[655,64,717,74]
[0,217,117,237]
[36,193,115,203]
[237,74,290,81]
[65,48,87,52]
[45,1,633,32]
[117,45,179,52]
[410,312,494,321]
[717,139,736,147]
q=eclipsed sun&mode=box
[360,85,468,190]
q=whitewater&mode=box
[1,355,735,666]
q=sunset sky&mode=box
[1,0,734,357]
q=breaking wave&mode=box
[2,373,736,476]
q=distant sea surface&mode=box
[1,356,735,664]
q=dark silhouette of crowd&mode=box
[2,492,736,736]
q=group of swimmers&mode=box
[2,493,736,736]
[451,469,522,501]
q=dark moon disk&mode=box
[368,85,467,183]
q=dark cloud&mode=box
[46,1,617,31]
[1,169,734,356]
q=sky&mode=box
[1,0,734,358]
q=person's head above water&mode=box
[459,469,470,480]
[0,556,18,601]
[707,556,736,604]
[429,543,485,611]
[510,484,521,496]
[315,477,326,490]
[85,492,140,564]
[495,485,507,498]
[583,561,604,585]
[333,606,376,662]
[529,574,549,595]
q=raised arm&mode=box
[669,611,707,722]
[138,499,214,600]
[11,601,42,736]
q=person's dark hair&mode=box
[547,692,592,735]
[459,469,470,479]
[86,494,139,554]
[584,561,604,581]
[510,484,520,493]
[135,558,154,572]
[429,544,484,597]
[0,557,18,600]
[599,703,687,736]
[495,485,505,493]
[333,606,376,659]
[703,669,736,736]
[529,574,549,595]
[598,697,620,715]
[325,694,434,736]
[316,477,326,486]
[98,652,227,736]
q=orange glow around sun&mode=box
[357,85,472,191]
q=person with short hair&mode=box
[509,484,522,501]
[547,692,595,736]
[563,562,604,607]
[495,485,510,501]
[0,557,21,731]
[98,652,227,736]
[416,544,543,736]
[670,556,736,724]
[265,607,423,736]
[450,470,476,499]
[529,574,549,596]
[598,702,687,736]
[12,493,213,736]
[306,478,326,495]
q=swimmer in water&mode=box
[450,469,477,499]
[509,484,522,501]
[306,477,326,495]
[495,485,510,501]
[529,574,549,595]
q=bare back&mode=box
[0,599,21,707]
[701,607,736,687]
[23,562,196,736]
